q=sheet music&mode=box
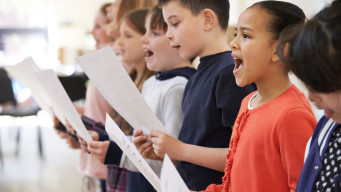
[76,46,167,135]
[5,58,92,142]
[161,154,189,192]
[105,113,161,191]
[4,58,58,118]
[34,69,92,142]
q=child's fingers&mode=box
[88,141,101,149]
[133,135,148,146]
[150,136,161,145]
[77,135,87,145]
[140,145,153,157]
[133,129,144,137]
[137,141,153,154]
[88,131,99,141]
[150,130,162,137]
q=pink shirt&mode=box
[78,82,111,179]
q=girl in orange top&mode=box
[202,1,317,192]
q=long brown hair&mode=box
[113,9,155,135]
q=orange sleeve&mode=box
[201,183,223,192]
[277,108,316,192]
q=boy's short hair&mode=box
[158,0,230,30]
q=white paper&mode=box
[161,154,189,192]
[5,57,92,142]
[4,58,54,117]
[76,46,167,135]
[105,113,161,191]
[5,58,72,127]
[34,69,92,142]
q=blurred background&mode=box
[0,0,333,191]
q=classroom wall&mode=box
[51,0,110,64]
[54,0,331,64]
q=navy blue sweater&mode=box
[177,51,256,191]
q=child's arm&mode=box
[278,108,316,192]
[150,130,227,172]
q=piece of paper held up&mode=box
[4,57,54,117]
[76,46,166,135]
[5,58,91,142]
[161,154,189,192]
[105,113,161,191]
[34,69,92,142]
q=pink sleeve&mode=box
[84,82,112,123]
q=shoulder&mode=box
[216,51,235,72]
[162,77,188,94]
[277,85,314,114]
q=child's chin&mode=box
[235,78,245,88]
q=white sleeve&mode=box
[161,83,186,138]
[303,137,312,162]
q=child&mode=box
[203,1,317,192]
[87,6,196,191]
[134,0,256,190]
[83,9,157,192]
[277,1,341,191]
[54,3,113,192]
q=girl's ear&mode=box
[271,41,280,63]
[202,9,216,31]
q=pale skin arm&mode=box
[134,130,227,172]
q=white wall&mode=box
[52,0,332,64]
[51,0,110,64]
[229,0,328,26]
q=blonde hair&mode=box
[106,0,157,38]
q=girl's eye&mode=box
[242,33,250,39]
[171,22,178,27]
[233,32,237,37]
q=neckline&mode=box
[246,84,295,113]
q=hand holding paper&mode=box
[133,129,162,161]
[105,113,161,191]
[34,69,92,142]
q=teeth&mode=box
[238,64,243,70]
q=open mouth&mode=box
[233,58,244,74]
[145,50,154,58]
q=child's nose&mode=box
[166,29,173,41]
[230,38,239,50]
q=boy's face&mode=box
[141,15,182,72]
[162,0,205,59]
[308,90,341,124]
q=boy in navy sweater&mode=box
[133,0,256,190]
